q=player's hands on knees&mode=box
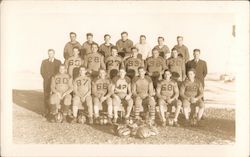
[100,96,107,103]
[125,95,131,100]
[167,98,174,104]
[56,92,62,99]
[190,97,198,103]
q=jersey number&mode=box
[76,79,88,86]
[117,84,126,89]
[69,60,81,66]
[97,83,108,90]
[88,57,100,63]
[55,78,69,84]
[161,84,172,91]
[128,60,139,67]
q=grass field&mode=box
[12,73,235,144]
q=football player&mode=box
[116,32,134,58]
[180,69,204,126]
[105,46,123,79]
[111,68,133,124]
[72,66,93,124]
[99,34,114,59]
[80,33,98,58]
[132,67,156,123]
[65,47,84,79]
[166,48,186,81]
[156,69,182,127]
[153,36,171,59]
[124,47,144,79]
[145,48,166,88]
[84,43,106,79]
[172,36,190,63]
[63,32,81,60]
[50,65,73,121]
[92,69,113,124]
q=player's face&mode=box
[87,35,93,42]
[152,50,159,58]
[70,34,76,42]
[91,45,98,53]
[73,48,79,56]
[164,71,172,80]
[140,37,146,44]
[188,71,195,80]
[59,66,66,74]
[104,36,111,43]
[79,67,87,76]
[111,49,118,56]
[48,51,55,59]
[158,38,164,45]
[138,68,145,77]
[193,51,200,60]
[119,69,126,78]
[177,38,183,45]
[99,70,106,79]
[121,34,128,41]
[172,50,178,58]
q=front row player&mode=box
[111,68,133,124]
[180,68,204,126]
[156,69,182,127]
[72,66,93,124]
[50,65,73,119]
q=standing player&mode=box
[132,67,156,123]
[156,69,182,127]
[84,43,106,78]
[111,68,133,124]
[180,69,204,126]
[99,34,114,59]
[166,48,186,81]
[105,46,123,79]
[173,36,190,63]
[124,47,144,79]
[72,66,93,124]
[50,65,73,121]
[40,49,61,116]
[92,69,113,124]
[145,48,166,88]
[135,35,151,60]
[63,32,81,60]
[65,47,84,79]
[116,32,133,58]
[81,33,98,58]
[153,36,170,59]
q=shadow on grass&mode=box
[13,89,44,115]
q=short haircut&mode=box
[171,48,178,52]
[138,66,144,71]
[70,32,76,36]
[119,67,126,72]
[164,69,172,74]
[59,64,66,68]
[48,49,55,53]
[177,36,183,40]
[193,49,201,53]
[86,33,93,37]
[121,31,128,36]
[111,46,118,51]
[73,47,80,51]
[79,65,87,70]
[158,36,164,41]
[99,68,106,73]
[104,34,111,38]
[152,48,159,52]
[187,68,196,74]
[91,43,99,48]
[140,35,146,39]
[131,46,138,51]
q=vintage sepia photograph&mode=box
[1,1,249,157]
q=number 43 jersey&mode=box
[92,77,111,98]
[157,79,178,99]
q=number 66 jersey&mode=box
[92,76,112,98]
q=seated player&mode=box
[65,47,84,79]
[145,48,166,88]
[111,68,133,124]
[166,48,186,81]
[50,65,73,121]
[132,67,156,123]
[124,47,144,79]
[156,69,182,127]
[92,69,113,124]
[72,66,93,124]
[180,68,204,126]
[84,43,106,79]
[105,46,123,79]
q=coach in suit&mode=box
[186,49,207,87]
[40,49,61,115]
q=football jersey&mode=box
[112,76,131,94]
[92,77,111,97]
[84,52,105,72]
[124,57,144,76]
[105,55,123,73]
[166,57,185,80]
[180,79,203,98]
[157,79,178,99]
[132,76,154,98]
[145,56,166,74]
[73,75,91,96]
[65,56,83,77]
[51,73,72,94]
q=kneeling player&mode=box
[132,67,156,123]
[156,69,181,127]
[92,69,113,124]
[111,68,133,124]
[50,65,73,121]
[72,66,93,124]
[180,69,204,126]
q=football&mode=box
[99,115,108,125]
